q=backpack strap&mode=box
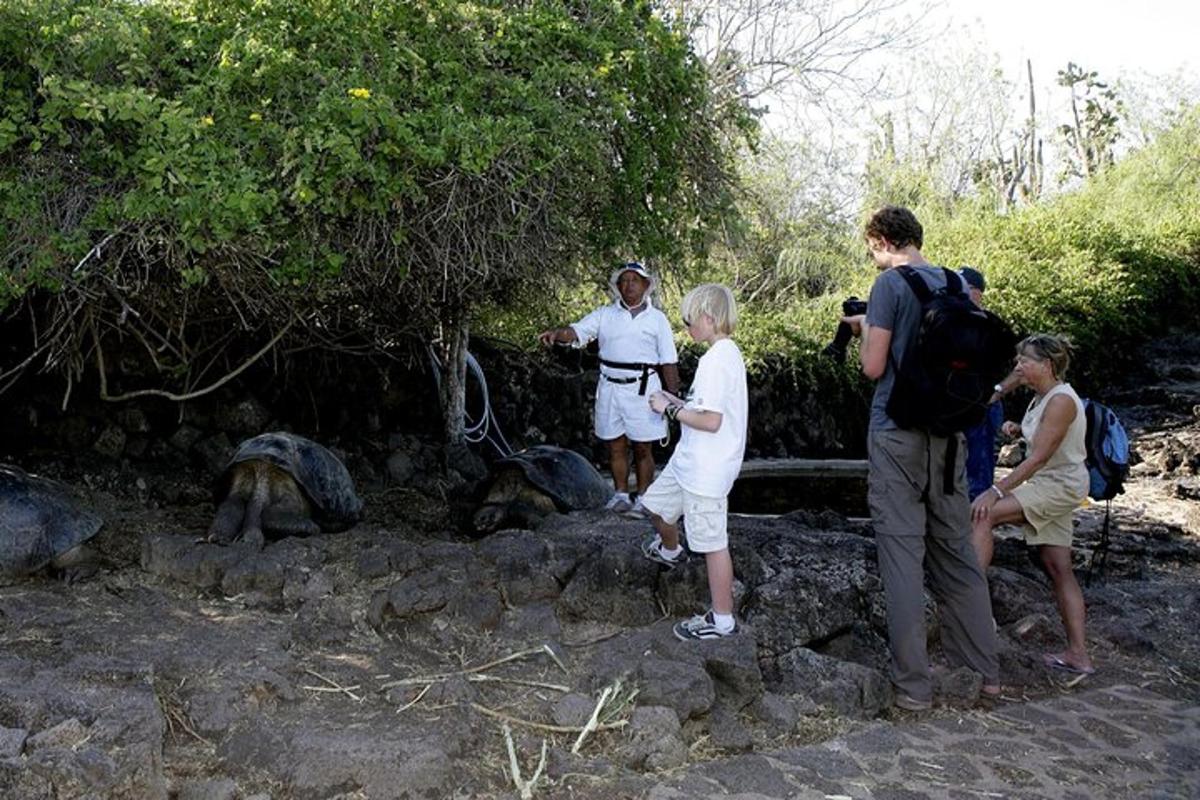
[895,265,933,304]
[895,265,967,495]
[1086,499,1112,586]
[889,266,933,375]
[943,435,957,496]
[942,267,965,295]
[895,265,963,304]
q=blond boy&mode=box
[641,284,748,639]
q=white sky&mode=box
[759,0,1200,194]
[939,0,1199,89]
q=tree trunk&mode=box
[1026,59,1039,199]
[437,315,469,445]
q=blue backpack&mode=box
[1083,399,1129,501]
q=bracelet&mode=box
[665,404,681,422]
[990,484,1005,500]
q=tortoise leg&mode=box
[261,508,321,539]
[506,499,551,531]
[50,545,98,584]
[240,486,268,551]
[208,497,247,544]
[261,473,318,539]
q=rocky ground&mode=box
[1,335,1199,799]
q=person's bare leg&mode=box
[607,437,630,493]
[1040,545,1093,671]
[650,513,681,551]
[632,441,654,495]
[970,496,1026,572]
[705,548,734,616]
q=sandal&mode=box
[1043,653,1096,675]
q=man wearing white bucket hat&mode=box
[539,262,680,516]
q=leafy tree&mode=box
[714,135,860,305]
[0,0,749,441]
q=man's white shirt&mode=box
[570,301,677,441]
[570,302,677,376]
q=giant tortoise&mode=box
[473,445,611,534]
[208,432,362,546]
[1,464,102,580]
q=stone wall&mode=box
[0,337,871,486]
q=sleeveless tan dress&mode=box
[1011,383,1089,547]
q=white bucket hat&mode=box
[608,261,657,302]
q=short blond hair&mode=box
[680,283,737,335]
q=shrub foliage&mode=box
[0,0,747,426]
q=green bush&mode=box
[929,112,1200,385]
[0,0,747,419]
[718,107,1200,390]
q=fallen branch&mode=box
[379,644,566,690]
[302,684,363,694]
[395,684,432,714]
[154,680,212,747]
[467,675,570,693]
[502,723,548,800]
[571,684,614,754]
[303,668,363,702]
[570,677,637,754]
[1063,673,1090,689]
[471,703,627,735]
[562,629,623,648]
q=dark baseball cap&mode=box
[958,266,986,292]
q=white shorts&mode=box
[594,374,667,443]
[639,463,729,553]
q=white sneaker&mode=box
[641,535,686,568]
[622,496,648,519]
[605,492,632,513]
[673,610,736,640]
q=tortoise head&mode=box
[472,503,508,535]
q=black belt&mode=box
[600,358,655,396]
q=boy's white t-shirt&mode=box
[669,338,748,498]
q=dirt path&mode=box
[647,684,1200,799]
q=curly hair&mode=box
[864,205,924,249]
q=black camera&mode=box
[822,297,868,363]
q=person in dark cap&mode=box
[960,267,1010,501]
[959,266,986,305]
[539,262,681,516]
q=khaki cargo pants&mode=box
[868,428,999,702]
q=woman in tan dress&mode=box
[970,334,1094,674]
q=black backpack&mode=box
[887,267,1016,435]
[886,267,1016,492]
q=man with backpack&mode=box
[842,206,1002,710]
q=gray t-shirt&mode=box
[864,265,954,431]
